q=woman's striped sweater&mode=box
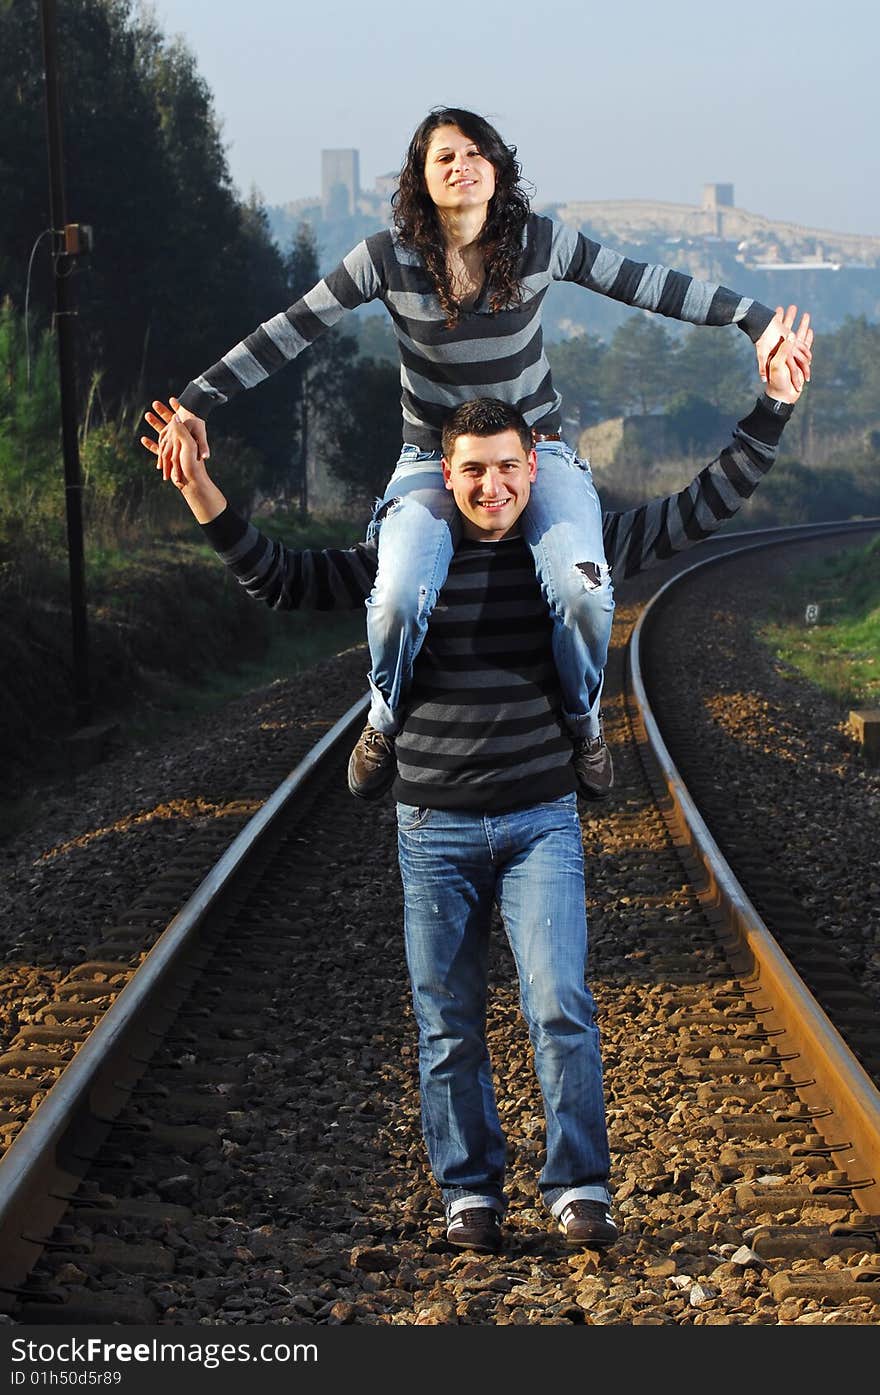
[179,216,775,450]
[201,395,791,810]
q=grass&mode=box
[756,535,880,707]
[251,508,364,550]
[0,612,368,849]
[123,607,367,745]
[0,509,370,839]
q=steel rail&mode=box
[627,523,880,1215]
[0,693,369,1302]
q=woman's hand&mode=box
[143,400,200,485]
[755,305,812,384]
[142,399,227,523]
[764,307,813,404]
[156,398,209,486]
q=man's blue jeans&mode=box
[366,443,614,742]
[396,792,611,1220]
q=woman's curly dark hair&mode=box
[392,107,532,325]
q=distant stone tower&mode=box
[322,149,360,218]
[374,172,398,200]
[701,182,735,236]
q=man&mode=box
[142,311,810,1251]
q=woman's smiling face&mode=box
[423,124,496,214]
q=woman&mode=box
[158,106,797,801]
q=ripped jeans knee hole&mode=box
[367,495,402,542]
[574,560,609,592]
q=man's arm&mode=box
[142,401,378,611]
[199,509,377,613]
[601,309,812,579]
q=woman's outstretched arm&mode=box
[549,218,804,381]
[156,238,384,479]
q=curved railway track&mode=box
[637,533,880,1087]
[1,519,879,1326]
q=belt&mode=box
[531,429,561,443]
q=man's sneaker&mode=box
[557,1199,618,1248]
[572,718,614,800]
[446,1207,502,1254]
[347,722,396,800]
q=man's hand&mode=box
[156,399,209,486]
[755,304,813,384]
[142,399,227,524]
[143,399,201,483]
[764,307,813,405]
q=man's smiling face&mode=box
[442,429,538,542]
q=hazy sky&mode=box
[147,0,878,236]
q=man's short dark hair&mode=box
[441,398,532,458]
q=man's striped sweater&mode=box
[393,534,573,809]
[201,395,791,811]
[179,216,775,451]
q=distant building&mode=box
[356,171,397,218]
[702,183,735,236]
[577,414,674,470]
[322,149,360,218]
[702,182,735,210]
[751,260,843,271]
[374,172,398,200]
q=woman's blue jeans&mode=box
[365,442,614,741]
[396,792,611,1218]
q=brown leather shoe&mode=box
[347,722,396,800]
[446,1207,502,1253]
[557,1199,618,1247]
[572,715,614,800]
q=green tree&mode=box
[0,1,175,406]
[208,194,301,489]
[280,222,358,515]
[0,300,62,517]
[351,313,398,365]
[804,316,880,431]
[673,325,755,412]
[664,392,728,455]
[599,315,679,415]
[546,333,606,429]
[0,0,293,474]
[324,357,402,511]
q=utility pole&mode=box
[39,0,92,727]
[299,382,309,521]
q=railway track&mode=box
[1,521,879,1326]
[637,531,880,1086]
